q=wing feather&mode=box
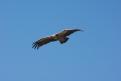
[58,29,82,36]
[32,36,56,49]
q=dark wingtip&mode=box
[77,29,84,32]
[32,42,39,50]
[73,29,84,32]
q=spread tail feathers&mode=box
[59,37,69,44]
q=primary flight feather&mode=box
[32,28,83,49]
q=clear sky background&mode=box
[0,0,121,81]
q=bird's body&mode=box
[32,28,83,49]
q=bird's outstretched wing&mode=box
[58,29,83,36]
[32,36,56,49]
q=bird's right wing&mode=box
[32,36,56,49]
[58,29,82,36]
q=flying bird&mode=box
[32,28,83,49]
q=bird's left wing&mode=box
[32,36,56,49]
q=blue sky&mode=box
[0,0,121,81]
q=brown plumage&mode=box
[32,29,83,49]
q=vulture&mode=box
[32,28,83,49]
